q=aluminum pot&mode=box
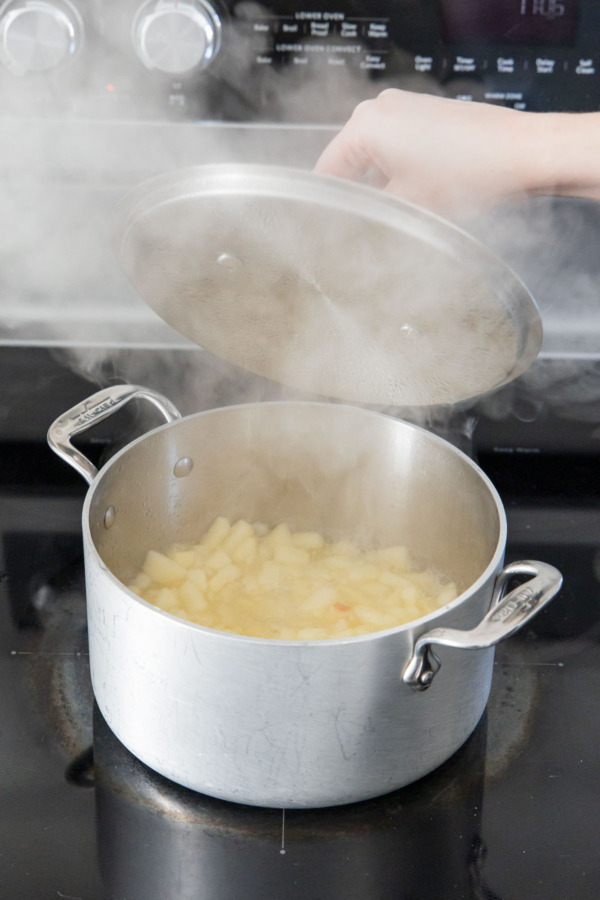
[48,384,562,808]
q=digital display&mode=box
[438,0,579,46]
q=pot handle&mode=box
[402,559,563,692]
[47,384,181,485]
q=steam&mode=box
[471,195,600,430]
[1,5,600,451]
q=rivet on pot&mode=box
[217,252,242,271]
[104,506,116,529]
[173,457,194,478]
[399,324,422,339]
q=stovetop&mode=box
[2,347,600,900]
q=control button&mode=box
[0,0,83,75]
[339,21,357,38]
[309,21,329,37]
[360,52,386,71]
[132,0,222,75]
[452,55,477,73]
[279,21,299,35]
[575,58,595,75]
[251,20,271,34]
[366,21,388,39]
[496,56,516,74]
[414,54,433,73]
[536,56,556,74]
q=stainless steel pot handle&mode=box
[47,384,181,485]
[402,560,563,691]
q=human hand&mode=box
[314,89,547,220]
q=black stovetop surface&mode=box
[2,348,600,900]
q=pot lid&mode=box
[116,164,542,407]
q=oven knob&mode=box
[132,0,222,75]
[0,0,83,75]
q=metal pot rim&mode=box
[81,398,508,646]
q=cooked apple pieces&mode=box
[129,516,458,639]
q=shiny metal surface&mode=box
[132,0,222,74]
[403,559,563,689]
[48,387,517,807]
[0,0,83,75]
[116,164,543,407]
[47,384,181,485]
[92,702,488,900]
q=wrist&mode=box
[526,111,600,200]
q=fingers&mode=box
[365,166,390,190]
[312,88,531,220]
[313,96,383,181]
[313,127,371,181]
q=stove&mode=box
[1,346,600,900]
[2,0,600,895]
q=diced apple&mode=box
[142,550,188,586]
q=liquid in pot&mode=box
[129,516,459,640]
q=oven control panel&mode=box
[0,0,599,122]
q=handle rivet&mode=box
[217,252,242,271]
[104,506,116,529]
[173,456,194,478]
